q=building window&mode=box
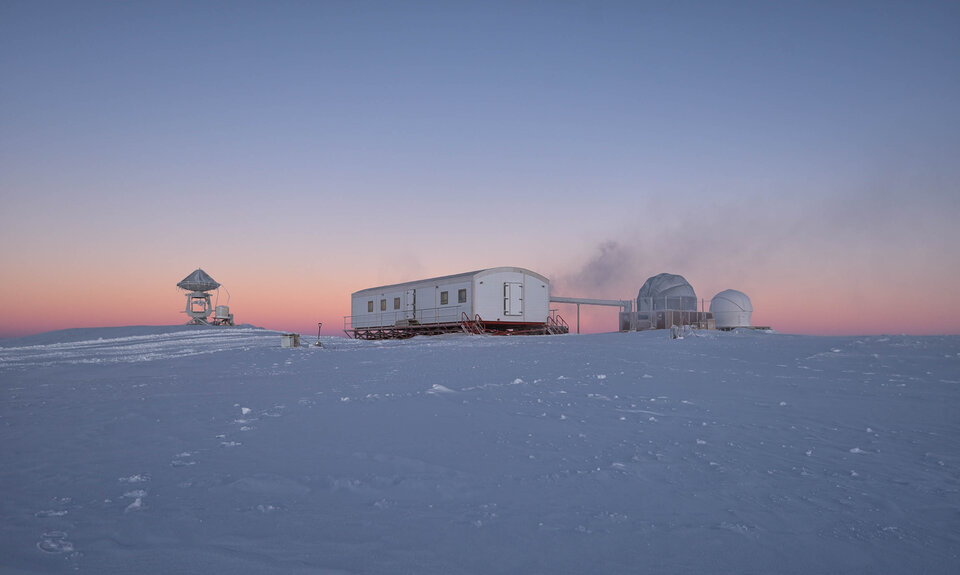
[440,291,449,305]
[394,297,400,310]
[367,301,374,313]
[380,299,387,311]
[458,288,467,303]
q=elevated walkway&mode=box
[549,296,633,334]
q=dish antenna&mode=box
[177,268,234,325]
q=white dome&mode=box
[637,273,698,311]
[710,290,753,328]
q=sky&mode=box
[1,0,958,338]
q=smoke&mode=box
[554,171,960,307]
[552,200,789,300]
[554,241,642,297]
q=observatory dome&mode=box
[710,289,753,329]
[177,268,221,293]
[637,273,698,311]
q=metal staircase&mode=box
[460,312,486,335]
[546,314,569,335]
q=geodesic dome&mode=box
[710,289,753,328]
[637,273,698,311]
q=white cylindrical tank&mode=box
[216,305,230,318]
[710,290,753,328]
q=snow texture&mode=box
[1,326,959,574]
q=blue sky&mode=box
[1,1,958,336]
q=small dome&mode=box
[710,289,753,328]
[637,273,698,311]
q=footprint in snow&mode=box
[35,509,69,518]
[111,488,146,513]
[119,474,150,484]
[427,384,456,394]
[171,452,196,467]
[37,531,75,554]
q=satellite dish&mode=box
[177,268,233,326]
[177,269,221,293]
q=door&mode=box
[504,282,523,316]
[404,289,416,321]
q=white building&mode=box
[710,289,754,329]
[346,267,557,338]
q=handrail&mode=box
[459,312,486,335]
[546,313,568,334]
[460,311,475,334]
[345,305,466,330]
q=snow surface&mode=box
[1,326,958,574]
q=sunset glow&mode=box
[2,2,958,340]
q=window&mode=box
[458,289,467,303]
[367,301,374,313]
[380,299,387,311]
[440,291,449,305]
[394,297,401,310]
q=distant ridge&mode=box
[0,324,265,347]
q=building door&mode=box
[405,289,416,321]
[504,282,523,316]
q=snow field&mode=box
[1,327,958,574]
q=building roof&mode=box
[352,267,549,296]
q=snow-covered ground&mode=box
[1,326,958,574]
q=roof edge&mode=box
[352,267,549,296]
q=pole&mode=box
[577,303,581,334]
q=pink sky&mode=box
[2,3,958,340]
[1,255,957,340]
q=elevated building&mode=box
[345,267,568,339]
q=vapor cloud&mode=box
[553,241,642,298]
[553,172,960,312]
